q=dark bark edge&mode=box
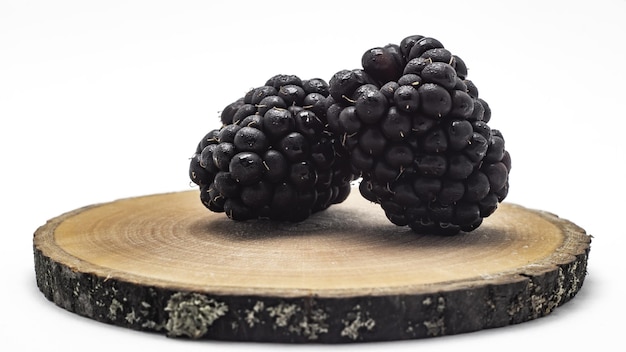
[33,242,590,343]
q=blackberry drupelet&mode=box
[190,75,355,222]
[328,35,511,235]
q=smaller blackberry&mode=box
[190,75,356,222]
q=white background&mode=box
[2,0,625,350]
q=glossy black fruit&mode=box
[190,75,356,222]
[327,34,511,235]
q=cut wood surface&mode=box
[33,190,591,342]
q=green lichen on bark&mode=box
[108,298,123,320]
[423,318,445,336]
[421,296,446,336]
[263,300,329,341]
[267,302,298,329]
[340,305,376,341]
[244,301,265,328]
[164,292,228,338]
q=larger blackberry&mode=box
[328,35,511,235]
[190,75,355,222]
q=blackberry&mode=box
[190,74,355,222]
[328,35,511,235]
[229,152,265,186]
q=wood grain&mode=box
[33,190,591,342]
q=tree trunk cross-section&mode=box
[33,191,591,343]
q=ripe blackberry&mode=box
[190,74,355,222]
[328,35,511,235]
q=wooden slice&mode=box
[33,190,590,343]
